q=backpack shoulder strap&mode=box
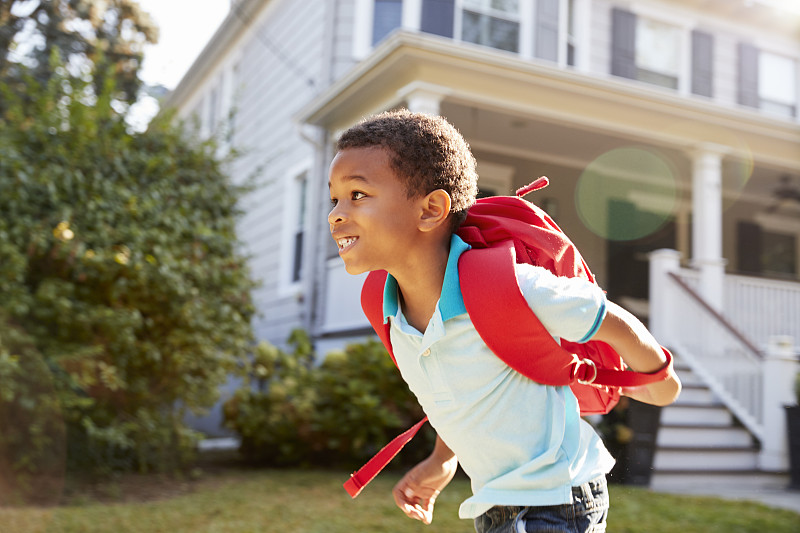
[458,240,593,385]
[458,239,672,388]
[361,269,396,365]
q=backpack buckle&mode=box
[576,358,598,385]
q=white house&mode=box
[164,0,800,489]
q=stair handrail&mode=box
[667,272,762,359]
[666,271,765,441]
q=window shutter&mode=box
[691,30,714,97]
[737,221,763,274]
[737,42,759,108]
[611,8,637,79]
[535,0,559,62]
[421,0,455,38]
[372,0,403,46]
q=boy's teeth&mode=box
[338,237,357,249]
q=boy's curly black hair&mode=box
[335,109,478,231]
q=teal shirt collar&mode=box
[382,234,471,323]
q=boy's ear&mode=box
[418,189,452,232]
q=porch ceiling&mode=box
[297,31,800,176]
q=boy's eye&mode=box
[330,198,338,207]
[352,191,366,201]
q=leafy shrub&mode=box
[0,65,256,481]
[311,338,431,467]
[223,330,433,468]
[223,330,317,466]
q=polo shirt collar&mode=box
[382,234,471,323]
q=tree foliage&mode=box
[0,62,256,495]
[0,0,158,106]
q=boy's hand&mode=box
[392,438,458,525]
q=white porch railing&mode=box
[649,249,800,471]
[725,273,800,351]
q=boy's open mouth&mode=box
[337,236,358,253]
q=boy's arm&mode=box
[589,301,682,406]
[392,435,458,525]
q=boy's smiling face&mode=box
[328,146,423,275]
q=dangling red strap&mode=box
[343,417,428,498]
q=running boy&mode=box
[327,110,681,532]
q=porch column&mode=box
[399,82,447,116]
[648,249,682,347]
[690,145,728,312]
[760,336,798,472]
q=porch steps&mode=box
[649,356,776,491]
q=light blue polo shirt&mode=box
[383,235,615,519]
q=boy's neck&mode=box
[392,234,452,334]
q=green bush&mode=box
[223,330,317,466]
[223,330,433,468]
[0,65,256,482]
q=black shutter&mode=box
[737,221,763,274]
[611,8,637,79]
[691,30,714,97]
[737,42,759,108]
[535,0,559,62]
[421,0,454,38]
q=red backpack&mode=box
[344,178,673,498]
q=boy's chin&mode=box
[343,262,368,275]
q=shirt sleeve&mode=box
[514,263,607,343]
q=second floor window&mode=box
[611,7,716,98]
[759,51,797,118]
[739,43,798,119]
[462,0,520,53]
[635,18,681,90]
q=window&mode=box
[635,18,681,89]
[291,172,308,283]
[762,230,797,277]
[373,0,403,45]
[461,0,520,53]
[759,51,797,118]
[208,85,219,133]
[611,8,715,95]
[738,221,798,279]
[739,44,799,119]
[566,0,576,66]
[227,63,240,145]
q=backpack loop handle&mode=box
[576,358,598,385]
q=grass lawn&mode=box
[1,467,798,533]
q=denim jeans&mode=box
[473,476,609,533]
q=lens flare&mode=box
[575,147,678,241]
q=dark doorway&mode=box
[606,200,677,305]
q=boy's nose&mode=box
[328,204,345,226]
